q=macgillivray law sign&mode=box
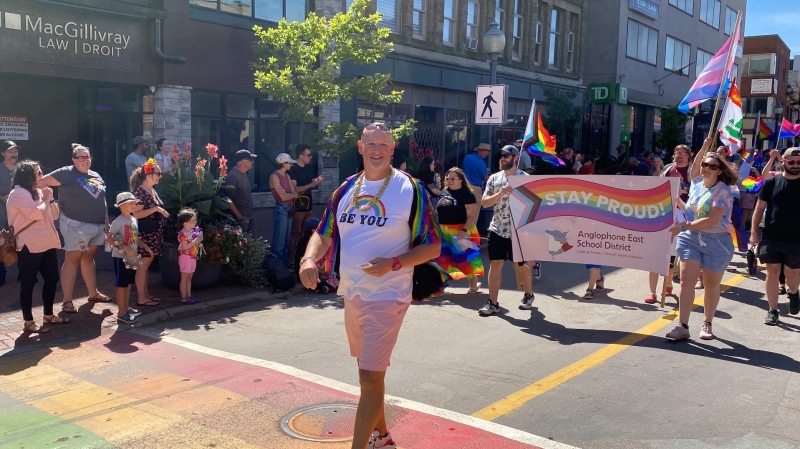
[0,2,140,73]
[629,0,659,20]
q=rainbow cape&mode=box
[525,113,565,167]
[741,176,765,193]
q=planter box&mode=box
[159,241,223,289]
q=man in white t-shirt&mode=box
[299,123,441,449]
[478,145,536,316]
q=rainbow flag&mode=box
[678,17,740,114]
[525,113,565,166]
[741,176,765,193]
[740,151,753,163]
[758,117,774,139]
[779,118,800,139]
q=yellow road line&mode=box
[472,273,749,421]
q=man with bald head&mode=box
[299,123,442,449]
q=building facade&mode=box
[739,35,791,151]
[583,0,746,157]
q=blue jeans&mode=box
[272,203,293,266]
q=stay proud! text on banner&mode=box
[508,175,679,275]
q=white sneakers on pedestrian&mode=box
[698,322,714,340]
[665,324,690,340]
[367,430,396,449]
[519,293,535,310]
[478,300,500,316]
[533,262,542,279]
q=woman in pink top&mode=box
[6,160,66,333]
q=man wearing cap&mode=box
[478,144,536,316]
[751,147,800,324]
[0,141,20,287]
[227,149,258,234]
[125,136,150,180]
[462,143,490,205]
[288,144,325,267]
[299,123,441,449]
[270,152,298,265]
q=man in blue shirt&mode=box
[627,157,650,176]
[462,143,490,204]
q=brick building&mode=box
[740,35,791,150]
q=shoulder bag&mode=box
[0,221,37,266]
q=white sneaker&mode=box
[519,293,535,309]
[478,300,500,316]
[367,430,396,449]
[533,262,542,279]
[665,324,690,340]
[698,322,714,340]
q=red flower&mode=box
[219,155,228,178]
[171,145,180,163]
[195,158,207,179]
[184,150,192,160]
[206,143,218,159]
[184,142,192,151]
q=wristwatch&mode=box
[391,257,402,271]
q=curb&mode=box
[131,285,309,328]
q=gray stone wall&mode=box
[153,85,192,147]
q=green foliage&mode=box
[225,232,270,287]
[541,84,583,152]
[252,0,405,146]
[651,106,687,163]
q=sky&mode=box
[744,0,799,58]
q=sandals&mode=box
[137,299,160,306]
[88,292,112,303]
[43,315,70,325]
[181,297,200,305]
[467,282,482,294]
[583,289,595,300]
[595,276,605,292]
[23,321,50,333]
[61,301,78,313]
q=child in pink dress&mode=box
[177,208,203,304]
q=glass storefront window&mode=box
[220,0,252,15]
[192,91,222,116]
[226,95,255,118]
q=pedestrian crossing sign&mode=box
[475,84,506,125]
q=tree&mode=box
[651,106,687,162]
[540,84,583,152]
[252,0,414,156]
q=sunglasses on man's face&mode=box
[783,159,800,166]
[500,154,513,159]
[701,162,721,170]
[364,123,390,132]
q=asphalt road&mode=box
[134,251,800,449]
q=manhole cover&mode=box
[281,403,357,442]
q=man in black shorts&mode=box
[478,145,535,316]
[751,147,800,325]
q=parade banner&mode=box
[508,175,679,275]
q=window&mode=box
[742,97,768,116]
[699,0,720,29]
[511,0,523,61]
[412,0,425,39]
[377,0,399,32]
[191,0,306,21]
[666,37,691,75]
[443,0,456,45]
[626,19,657,65]
[742,54,775,76]
[466,1,479,41]
[495,0,505,31]
[668,0,693,15]
[533,3,543,65]
[548,8,560,68]
[696,49,712,78]
[724,7,737,35]
[565,13,576,72]
[731,63,738,82]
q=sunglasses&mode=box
[701,162,721,170]
[72,156,91,162]
[150,172,163,177]
[783,159,800,166]
[364,123,390,132]
[500,154,513,159]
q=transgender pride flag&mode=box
[678,15,741,114]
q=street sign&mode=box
[475,84,506,125]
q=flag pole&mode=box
[707,11,743,153]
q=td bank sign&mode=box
[0,3,140,73]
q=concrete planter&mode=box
[158,241,223,289]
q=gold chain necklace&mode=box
[350,168,394,212]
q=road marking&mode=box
[472,273,749,421]
[137,330,579,449]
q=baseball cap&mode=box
[114,192,140,207]
[234,149,258,162]
[132,136,150,146]
[304,216,321,230]
[499,145,519,157]
[275,152,296,164]
[782,147,800,158]
[473,143,491,152]
[2,140,19,153]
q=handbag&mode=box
[0,221,37,266]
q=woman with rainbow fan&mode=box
[665,137,738,341]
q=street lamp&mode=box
[773,102,783,150]
[482,22,505,171]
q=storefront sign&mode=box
[0,116,29,140]
[508,176,679,275]
[0,2,140,73]
[590,83,612,104]
[750,79,773,94]
[629,0,659,20]
[616,83,628,104]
